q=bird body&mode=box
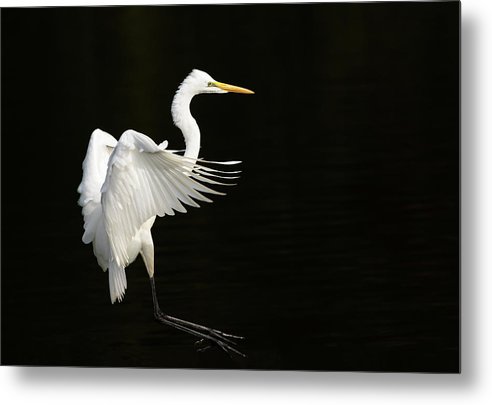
[77,69,253,356]
[78,127,228,302]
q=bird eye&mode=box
[207,82,214,87]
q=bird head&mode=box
[183,69,254,95]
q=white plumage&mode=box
[78,127,241,303]
[78,69,252,304]
[77,70,253,356]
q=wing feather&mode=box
[102,129,240,268]
[78,129,117,265]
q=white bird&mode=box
[77,69,254,356]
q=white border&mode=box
[3,0,492,404]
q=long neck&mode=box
[171,88,200,160]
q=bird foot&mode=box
[194,339,212,352]
[154,310,245,357]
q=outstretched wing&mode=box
[78,129,118,269]
[102,129,240,268]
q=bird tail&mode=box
[108,260,127,304]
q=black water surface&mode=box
[1,2,459,372]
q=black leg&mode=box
[149,276,245,357]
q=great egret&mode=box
[78,69,254,356]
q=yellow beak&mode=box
[212,81,255,94]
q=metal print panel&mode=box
[1,1,460,372]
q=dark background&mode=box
[1,2,459,372]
